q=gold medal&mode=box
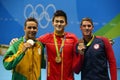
[53,33,65,64]
[55,56,61,63]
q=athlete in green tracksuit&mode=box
[3,17,46,80]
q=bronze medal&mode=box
[78,39,85,55]
[55,56,61,63]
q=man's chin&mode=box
[29,36,36,40]
[83,34,91,36]
[84,32,91,35]
[56,29,62,31]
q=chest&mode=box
[85,39,106,58]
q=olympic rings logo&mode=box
[24,4,56,29]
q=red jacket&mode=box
[38,32,83,80]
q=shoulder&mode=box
[95,36,110,45]
[65,32,78,41]
[41,33,53,37]
[38,33,53,40]
[37,33,53,43]
[13,37,23,45]
[8,37,23,51]
[65,32,78,38]
[36,40,44,48]
[96,36,107,39]
[96,36,109,41]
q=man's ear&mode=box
[80,26,82,30]
[52,22,54,27]
[92,26,94,30]
[64,23,67,27]
[24,26,26,32]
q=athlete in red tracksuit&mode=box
[38,10,83,80]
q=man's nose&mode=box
[85,26,89,29]
[58,22,61,25]
[30,28,34,31]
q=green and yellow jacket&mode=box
[3,37,46,80]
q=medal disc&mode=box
[55,56,61,63]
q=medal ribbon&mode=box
[86,35,95,46]
[54,33,65,57]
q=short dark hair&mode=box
[52,10,67,24]
[24,17,38,27]
[80,17,93,26]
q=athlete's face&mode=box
[52,16,67,33]
[80,21,93,36]
[24,21,38,40]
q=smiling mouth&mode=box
[29,32,36,36]
[85,30,89,32]
[57,26,62,28]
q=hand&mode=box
[27,39,35,46]
[22,39,35,52]
[77,42,86,55]
[9,38,18,45]
[22,42,33,52]
[109,39,114,45]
